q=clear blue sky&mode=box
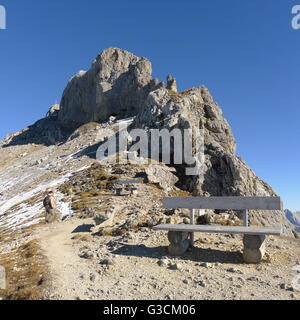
[0,0,299,211]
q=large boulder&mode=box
[145,165,179,191]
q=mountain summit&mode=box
[0,47,297,237]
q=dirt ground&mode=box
[31,217,300,301]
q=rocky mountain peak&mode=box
[0,47,297,237]
[58,47,156,130]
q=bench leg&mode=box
[130,188,138,196]
[243,235,266,264]
[190,208,194,247]
[168,231,190,255]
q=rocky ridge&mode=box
[285,210,300,233]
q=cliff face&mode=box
[133,85,274,197]
[58,48,160,130]
[1,47,296,237]
[131,86,295,237]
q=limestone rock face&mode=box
[132,86,295,237]
[166,75,177,92]
[46,104,60,118]
[58,48,158,130]
[145,165,179,191]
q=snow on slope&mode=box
[0,117,132,234]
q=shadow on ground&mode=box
[111,243,244,264]
[71,224,94,233]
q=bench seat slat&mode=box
[153,224,282,236]
[163,197,283,210]
[114,180,140,185]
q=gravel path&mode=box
[36,218,300,300]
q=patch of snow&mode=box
[0,202,43,232]
[0,164,91,233]
[16,217,44,231]
[0,176,68,217]
[56,193,73,220]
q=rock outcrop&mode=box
[285,209,300,233]
[166,75,177,92]
[58,48,160,130]
[145,165,179,191]
[46,104,60,118]
[131,86,295,236]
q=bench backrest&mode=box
[163,197,283,210]
[114,179,141,185]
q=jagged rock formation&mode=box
[145,165,179,191]
[132,85,295,236]
[58,48,161,130]
[46,104,60,118]
[133,86,253,195]
[166,75,177,92]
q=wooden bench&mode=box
[113,179,140,196]
[153,196,283,263]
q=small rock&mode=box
[256,265,263,271]
[237,277,245,284]
[183,218,190,224]
[200,262,213,268]
[157,259,169,267]
[226,267,243,274]
[79,273,84,280]
[90,274,95,282]
[286,286,295,292]
[80,250,93,259]
[169,263,182,270]
[100,258,115,266]
[279,283,287,290]
[247,276,259,281]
